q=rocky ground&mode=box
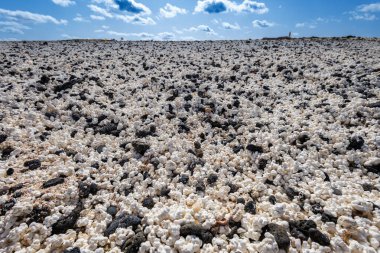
[0,38,379,253]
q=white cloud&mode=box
[101,25,109,29]
[0,21,30,34]
[160,3,187,18]
[157,32,175,40]
[295,23,305,28]
[187,25,217,35]
[91,15,106,20]
[88,4,113,18]
[0,8,67,25]
[73,14,88,22]
[349,11,376,21]
[357,3,380,12]
[88,4,155,25]
[252,20,274,28]
[52,0,75,7]
[194,0,268,14]
[106,30,176,40]
[222,21,240,30]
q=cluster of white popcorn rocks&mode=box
[0,38,379,253]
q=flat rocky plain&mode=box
[0,38,379,253]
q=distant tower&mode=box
[289,32,292,38]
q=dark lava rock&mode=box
[2,146,14,159]
[309,228,330,246]
[24,159,41,170]
[207,174,218,184]
[6,168,14,176]
[136,125,156,138]
[78,182,98,199]
[96,123,121,136]
[244,200,256,214]
[347,136,364,150]
[160,186,170,197]
[0,134,7,143]
[364,160,380,174]
[284,187,299,200]
[321,212,338,223]
[54,77,83,93]
[362,183,375,192]
[107,205,118,217]
[332,187,343,195]
[132,141,150,155]
[289,220,316,240]
[8,183,23,193]
[52,201,83,234]
[40,75,50,84]
[42,177,64,188]
[266,223,290,250]
[269,195,276,205]
[179,174,189,184]
[63,247,81,253]
[142,197,155,209]
[258,159,268,170]
[27,206,51,224]
[246,144,263,153]
[227,183,238,194]
[311,203,324,214]
[121,230,146,253]
[0,199,16,216]
[180,223,213,244]
[104,214,141,236]
[195,180,205,192]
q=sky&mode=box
[0,0,380,41]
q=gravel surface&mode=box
[0,38,380,253]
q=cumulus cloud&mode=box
[114,0,151,15]
[160,3,187,18]
[0,21,30,34]
[349,3,380,21]
[194,0,268,14]
[357,3,380,12]
[187,25,217,35]
[73,14,89,22]
[88,4,113,18]
[88,3,155,25]
[295,23,305,28]
[52,0,75,7]
[252,20,274,28]
[222,21,240,30]
[90,15,106,20]
[0,8,67,25]
[106,30,175,40]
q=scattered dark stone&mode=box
[244,200,256,214]
[232,145,243,153]
[366,101,380,108]
[227,183,238,194]
[0,187,9,196]
[284,187,299,200]
[298,134,310,144]
[207,174,218,184]
[107,205,118,217]
[258,159,268,170]
[347,136,364,150]
[179,174,189,184]
[63,247,81,253]
[142,197,155,209]
[323,172,330,182]
[2,146,14,159]
[52,201,83,234]
[104,214,141,236]
[42,177,64,188]
[136,125,156,138]
[266,223,290,250]
[195,180,205,192]
[321,213,338,223]
[289,220,317,240]
[332,187,342,195]
[40,75,50,84]
[6,168,14,176]
[54,77,83,93]
[27,205,51,224]
[311,203,324,214]
[96,123,121,136]
[0,199,16,215]
[308,228,330,246]
[362,183,375,192]
[78,182,98,199]
[132,141,150,155]
[236,198,245,204]
[269,195,276,205]
[121,230,146,253]
[0,134,7,143]
[8,183,23,194]
[246,144,263,153]
[160,186,170,197]
[364,160,380,174]
[24,159,41,170]
[180,223,213,244]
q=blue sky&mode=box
[0,0,379,40]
